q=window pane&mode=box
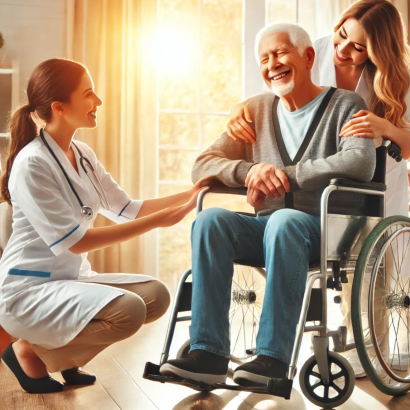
[158,0,201,110]
[203,0,242,43]
[158,183,196,290]
[159,149,199,183]
[202,114,228,149]
[159,113,200,148]
[202,41,242,112]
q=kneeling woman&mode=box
[0,58,203,394]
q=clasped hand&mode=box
[245,163,290,208]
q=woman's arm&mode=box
[227,97,255,144]
[69,189,202,254]
[137,178,205,218]
[339,109,410,159]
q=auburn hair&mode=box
[334,0,410,128]
[1,58,87,205]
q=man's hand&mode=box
[245,163,290,202]
[247,187,266,208]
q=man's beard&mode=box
[270,79,295,97]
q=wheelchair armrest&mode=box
[200,179,247,196]
[197,179,248,213]
[329,178,386,192]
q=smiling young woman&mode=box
[333,0,410,130]
[0,58,206,394]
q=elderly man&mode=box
[160,22,376,386]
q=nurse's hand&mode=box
[227,100,256,144]
[190,176,214,192]
[339,110,390,139]
[160,188,206,227]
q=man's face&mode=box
[258,32,309,97]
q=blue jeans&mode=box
[190,207,321,364]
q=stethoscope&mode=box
[40,129,110,221]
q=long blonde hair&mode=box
[334,0,410,128]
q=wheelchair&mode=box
[144,141,410,408]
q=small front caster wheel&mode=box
[299,351,355,408]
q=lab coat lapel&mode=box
[319,37,337,88]
[41,131,84,186]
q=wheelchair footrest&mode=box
[143,362,293,399]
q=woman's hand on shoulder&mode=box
[227,99,256,144]
[339,109,390,139]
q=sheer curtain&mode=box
[313,0,355,39]
[68,0,158,276]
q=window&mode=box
[157,0,247,290]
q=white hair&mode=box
[254,22,312,62]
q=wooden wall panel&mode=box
[0,0,67,104]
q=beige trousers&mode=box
[31,280,170,373]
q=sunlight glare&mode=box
[154,27,196,75]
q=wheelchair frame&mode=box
[143,141,410,406]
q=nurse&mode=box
[0,58,204,394]
[225,0,410,377]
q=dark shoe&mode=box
[1,343,64,394]
[233,355,288,386]
[160,349,229,384]
[61,367,97,385]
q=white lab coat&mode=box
[312,36,410,217]
[0,131,154,349]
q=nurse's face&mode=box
[333,18,368,68]
[63,72,103,129]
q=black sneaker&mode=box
[159,349,229,384]
[233,355,288,386]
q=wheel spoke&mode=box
[331,381,343,394]
[311,371,321,379]
[311,380,322,391]
[231,307,245,355]
[331,370,344,381]
[232,278,242,290]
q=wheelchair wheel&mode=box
[228,264,266,375]
[299,351,355,408]
[352,215,410,396]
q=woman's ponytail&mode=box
[1,104,37,204]
[0,58,87,205]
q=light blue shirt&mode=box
[277,88,328,161]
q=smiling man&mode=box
[159,23,376,386]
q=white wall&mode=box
[0,0,67,103]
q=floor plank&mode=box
[85,348,158,410]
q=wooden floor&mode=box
[1,310,409,410]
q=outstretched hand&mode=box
[160,186,207,228]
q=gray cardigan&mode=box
[192,88,376,216]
